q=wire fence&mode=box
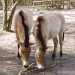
[0,0,75,10]
[19,0,75,10]
[32,0,75,10]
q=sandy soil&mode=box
[0,9,75,75]
[0,23,75,75]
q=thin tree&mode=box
[1,0,18,31]
[7,1,18,32]
[1,0,8,31]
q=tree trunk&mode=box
[7,1,18,32]
[1,0,17,31]
[1,0,8,31]
[3,0,8,31]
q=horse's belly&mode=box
[41,13,64,41]
[48,32,58,39]
[42,24,60,39]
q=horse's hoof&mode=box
[52,54,56,60]
[60,52,62,57]
[17,53,20,58]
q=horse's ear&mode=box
[37,16,44,22]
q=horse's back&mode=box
[12,8,33,43]
[12,8,33,32]
[41,13,65,39]
[44,13,64,31]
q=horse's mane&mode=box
[36,16,47,51]
[19,10,29,48]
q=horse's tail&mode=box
[19,10,29,48]
[36,16,46,51]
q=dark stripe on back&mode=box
[19,10,29,48]
[36,16,46,51]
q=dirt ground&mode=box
[0,23,75,75]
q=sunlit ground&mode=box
[0,9,75,75]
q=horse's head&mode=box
[18,42,30,67]
[34,16,47,69]
[14,10,31,68]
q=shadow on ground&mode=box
[0,23,75,75]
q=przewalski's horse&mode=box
[33,13,65,69]
[12,8,33,67]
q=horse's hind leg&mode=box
[59,32,64,57]
[52,37,58,60]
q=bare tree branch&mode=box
[7,1,18,31]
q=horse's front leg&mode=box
[52,37,58,60]
[17,43,20,58]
